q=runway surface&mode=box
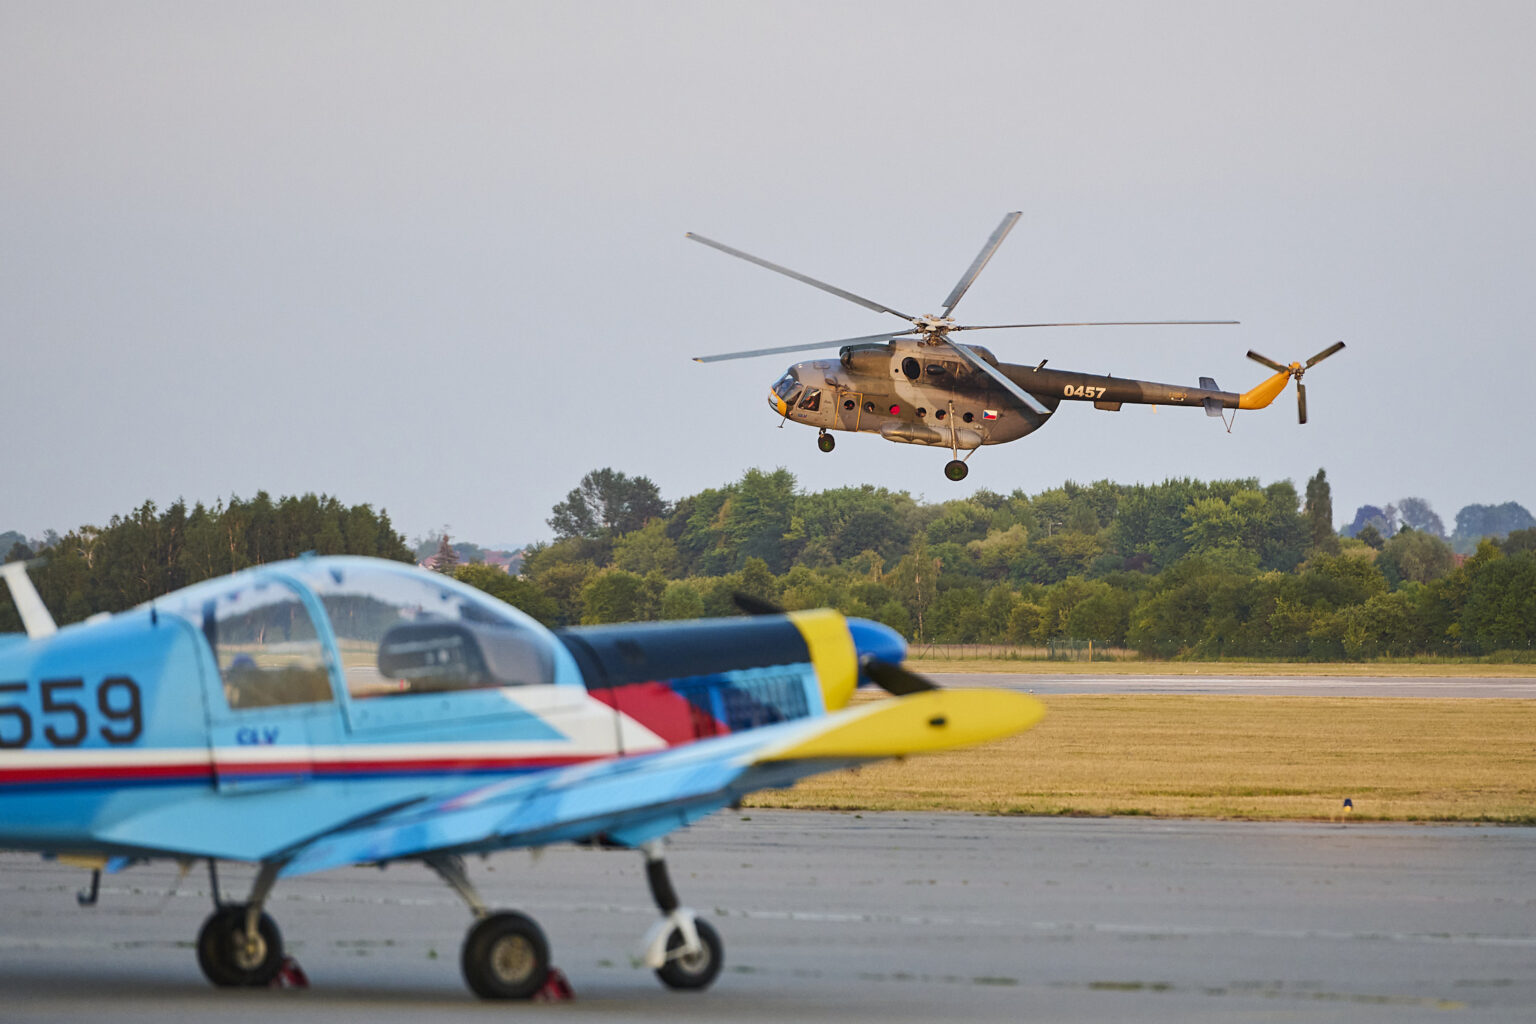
[934,672,1536,698]
[3,811,1534,1022]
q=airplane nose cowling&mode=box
[846,617,908,683]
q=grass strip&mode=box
[908,658,1536,677]
[745,695,1536,822]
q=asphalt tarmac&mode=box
[934,672,1536,698]
[3,811,1534,1023]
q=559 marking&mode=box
[0,676,144,749]
[1063,385,1108,399]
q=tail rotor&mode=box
[1246,341,1345,424]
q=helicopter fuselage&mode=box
[769,336,1244,452]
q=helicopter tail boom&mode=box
[1236,368,1293,411]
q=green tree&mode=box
[453,564,559,626]
[1397,496,1446,538]
[721,468,797,572]
[612,519,680,576]
[1452,502,1536,554]
[1459,550,1536,653]
[1304,469,1340,554]
[659,580,706,619]
[530,562,597,626]
[1375,528,1454,588]
[549,468,669,541]
[580,569,664,624]
[432,532,460,573]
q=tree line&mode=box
[0,493,411,630]
[4,473,1533,660]
[494,467,1535,660]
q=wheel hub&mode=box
[490,934,536,983]
[232,932,268,971]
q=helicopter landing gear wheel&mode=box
[944,459,969,481]
[817,431,835,452]
[461,911,550,1000]
[196,905,284,987]
[656,917,723,991]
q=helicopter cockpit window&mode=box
[179,582,333,709]
[772,375,799,401]
[902,357,922,380]
[798,388,821,411]
[292,563,556,698]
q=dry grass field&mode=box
[746,695,1536,822]
[910,657,1536,676]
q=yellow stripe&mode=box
[55,853,110,870]
[757,689,1046,760]
[787,608,859,711]
[1237,368,1293,410]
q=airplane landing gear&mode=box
[817,430,835,452]
[196,861,285,987]
[637,840,723,991]
[944,459,968,481]
[197,904,284,986]
[657,918,723,990]
[425,853,555,1001]
[462,911,550,1000]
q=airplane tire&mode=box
[461,911,549,1000]
[196,905,284,987]
[818,433,835,452]
[655,918,723,991]
[944,459,969,481]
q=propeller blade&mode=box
[955,320,1239,330]
[947,341,1051,416]
[693,331,909,363]
[1246,350,1290,374]
[686,232,914,321]
[862,657,938,696]
[732,592,783,616]
[1297,382,1308,424]
[1306,340,1346,367]
[941,212,1021,318]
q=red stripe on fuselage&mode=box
[0,763,212,784]
[0,754,602,786]
[592,682,725,745]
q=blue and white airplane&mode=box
[0,554,1042,999]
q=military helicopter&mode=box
[690,212,1344,480]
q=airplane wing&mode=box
[279,688,1042,877]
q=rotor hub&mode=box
[913,314,957,338]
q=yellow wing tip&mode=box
[759,689,1045,761]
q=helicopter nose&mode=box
[768,388,788,416]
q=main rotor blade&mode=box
[1306,340,1346,367]
[955,320,1240,330]
[693,331,908,364]
[862,658,938,696]
[1246,350,1290,374]
[686,232,913,321]
[947,341,1051,416]
[1297,381,1308,424]
[941,211,1021,318]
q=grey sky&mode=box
[3,1,1533,548]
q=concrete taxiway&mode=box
[935,672,1536,698]
[3,811,1534,1023]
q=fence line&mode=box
[909,640,1130,662]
